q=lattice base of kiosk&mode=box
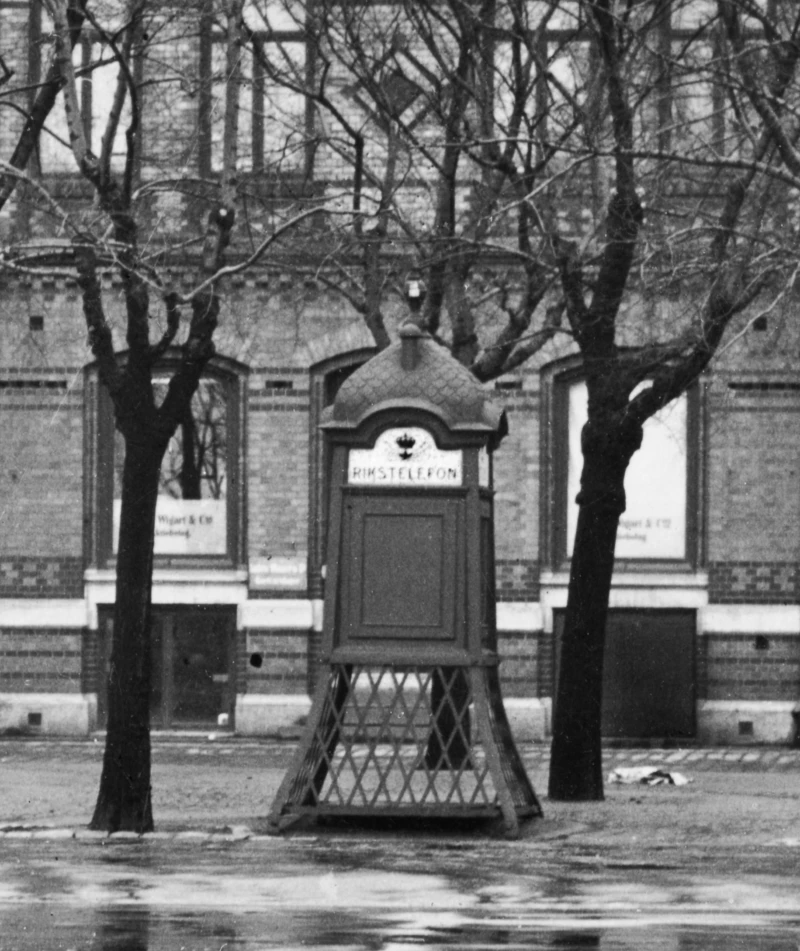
[268,664,542,836]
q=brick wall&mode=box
[698,634,800,701]
[493,390,540,564]
[81,626,101,695]
[705,387,800,604]
[496,560,539,601]
[0,380,84,560]
[0,557,83,598]
[708,562,798,604]
[707,390,800,564]
[244,629,310,695]
[0,629,83,694]
[247,377,310,566]
[497,631,543,699]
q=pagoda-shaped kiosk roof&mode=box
[321,324,505,439]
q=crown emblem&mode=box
[396,433,416,460]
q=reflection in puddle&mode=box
[2,854,799,950]
[94,908,149,951]
[6,906,799,951]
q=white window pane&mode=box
[243,0,305,33]
[672,0,717,31]
[38,41,83,172]
[211,43,254,170]
[262,75,306,170]
[542,1,583,32]
[89,53,132,170]
[549,39,592,100]
[567,381,688,560]
[39,102,75,172]
[112,379,228,556]
[670,38,718,151]
[211,39,306,172]
[80,0,129,33]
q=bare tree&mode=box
[38,0,245,831]
[0,0,331,830]
[264,0,800,799]
[545,0,800,800]
[4,0,799,820]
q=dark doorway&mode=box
[97,606,236,730]
[553,609,696,739]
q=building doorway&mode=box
[553,608,696,739]
[97,606,237,730]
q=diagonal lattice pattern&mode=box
[282,665,511,815]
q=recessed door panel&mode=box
[360,512,444,628]
[171,612,230,724]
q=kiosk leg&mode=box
[470,667,543,838]
[267,664,353,829]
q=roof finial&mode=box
[400,322,423,371]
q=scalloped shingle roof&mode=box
[322,324,503,434]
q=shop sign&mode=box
[249,556,307,590]
[348,427,462,486]
[113,497,227,555]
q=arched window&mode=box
[541,361,704,573]
[85,352,248,569]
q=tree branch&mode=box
[583,0,643,356]
[149,292,182,362]
[0,0,88,212]
[73,237,122,396]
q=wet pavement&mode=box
[2,740,800,949]
[2,834,800,950]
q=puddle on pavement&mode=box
[1,855,800,949]
[1,905,799,951]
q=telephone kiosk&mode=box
[268,323,541,835]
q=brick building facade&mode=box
[3,299,799,744]
[1,0,799,744]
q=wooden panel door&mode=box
[170,609,234,726]
[97,607,236,730]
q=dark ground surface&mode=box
[1,739,800,950]
[1,737,799,855]
[2,829,800,950]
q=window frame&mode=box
[198,15,314,180]
[30,10,142,181]
[540,358,705,575]
[84,351,248,571]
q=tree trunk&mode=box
[90,436,164,833]
[548,416,642,801]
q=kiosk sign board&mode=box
[348,427,462,486]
